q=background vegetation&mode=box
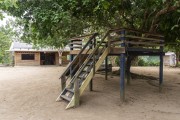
[0,0,179,66]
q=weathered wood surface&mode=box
[125,35,164,41]
[109,47,125,54]
[71,47,125,55]
[125,41,164,46]
[66,48,109,109]
[70,49,93,55]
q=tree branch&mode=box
[141,9,148,30]
[149,2,180,32]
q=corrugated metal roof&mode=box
[8,41,70,52]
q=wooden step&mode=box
[66,88,74,93]
[78,72,88,79]
[69,43,82,45]
[90,57,99,60]
[70,46,82,49]
[86,61,93,66]
[61,95,71,102]
[82,68,91,73]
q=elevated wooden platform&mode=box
[57,28,165,109]
[69,28,164,56]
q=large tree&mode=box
[1,0,180,67]
[2,0,179,46]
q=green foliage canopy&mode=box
[2,0,180,48]
[0,26,12,63]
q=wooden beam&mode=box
[70,46,82,49]
[109,47,125,54]
[128,51,165,56]
[127,47,162,52]
[125,41,164,46]
[125,35,164,42]
[105,56,108,80]
[74,77,80,107]
[61,75,66,91]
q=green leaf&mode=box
[162,0,166,3]
[171,25,179,30]
[102,1,110,10]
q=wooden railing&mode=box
[70,29,130,84]
[60,28,164,91]
[60,33,98,91]
[108,28,164,54]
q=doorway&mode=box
[40,52,56,65]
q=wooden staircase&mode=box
[56,32,110,109]
[64,47,108,109]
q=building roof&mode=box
[8,41,70,52]
[165,51,176,56]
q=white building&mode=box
[164,52,176,66]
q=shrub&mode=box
[138,57,159,66]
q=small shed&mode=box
[8,41,70,66]
[164,52,176,66]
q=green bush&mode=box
[138,57,159,66]
[115,56,120,66]
[138,58,146,66]
[115,56,160,66]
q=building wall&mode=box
[14,51,70,66]
[55,52,59,65]
[164,55,170,66]
[62,51,70,64]
[14,52,40,66]
[164,54,176,66]
[55,51,70,65]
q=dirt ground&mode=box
[0,66,180,120]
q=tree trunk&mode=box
[176,51,179,67]
[126,55,136,85]
[126,56,131,85]
[58,50,63,66]
[131,56,138,66]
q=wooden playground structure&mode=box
[56,28,164,109]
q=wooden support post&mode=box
[126,71,131,85]
[74,79,80,107]
[89,79,93,91]
[126,56,131,85]
[120,54,125,101]
[70,42,74,78]
[120,29,126,102]
[89,39,94,91]
[105,56,108,80]
[89,53,93,91]
[159,53,163,92]
[61,75,66,91]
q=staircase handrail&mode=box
[60,33,99,78]
[70,29,119,83]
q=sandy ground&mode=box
[0,66,180,120]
